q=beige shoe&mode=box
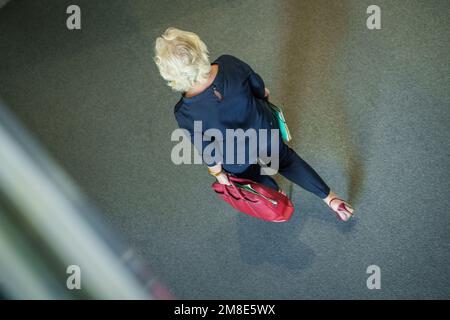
[328,197,355,221]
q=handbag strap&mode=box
[225,175,259,203]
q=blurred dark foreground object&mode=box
[0,99,173,299]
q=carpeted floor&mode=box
[0,0,449,299]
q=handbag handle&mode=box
[222,175,258,203]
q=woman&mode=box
[154,27,354,221]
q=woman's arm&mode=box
[248,71,266,99]
[230,55,268,99]
[174,110,220,166]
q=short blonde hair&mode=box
[153,27,211,93]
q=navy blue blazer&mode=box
[174,54,277,174]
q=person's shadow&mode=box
[238,0,365,273]
[236,189,359,271]
[236,203,315,271]
[275,0,365,206]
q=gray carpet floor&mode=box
[0,0,449,299]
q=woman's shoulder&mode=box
[174,98,186,114]
[216,54,252,75]
[216,54,244,65]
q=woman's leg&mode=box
[277,143,330,199]
[275,142,354,220]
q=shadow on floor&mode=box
[236,207,314,271]
[236,2,365,269]
[276,0,365,205]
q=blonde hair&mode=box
[153,27,212,93]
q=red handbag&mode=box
[212,175,294,222]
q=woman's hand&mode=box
[208,164,231,185]
[215,172,231,185]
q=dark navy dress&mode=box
[174,54,277,174]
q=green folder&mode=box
[265,100,292,142]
